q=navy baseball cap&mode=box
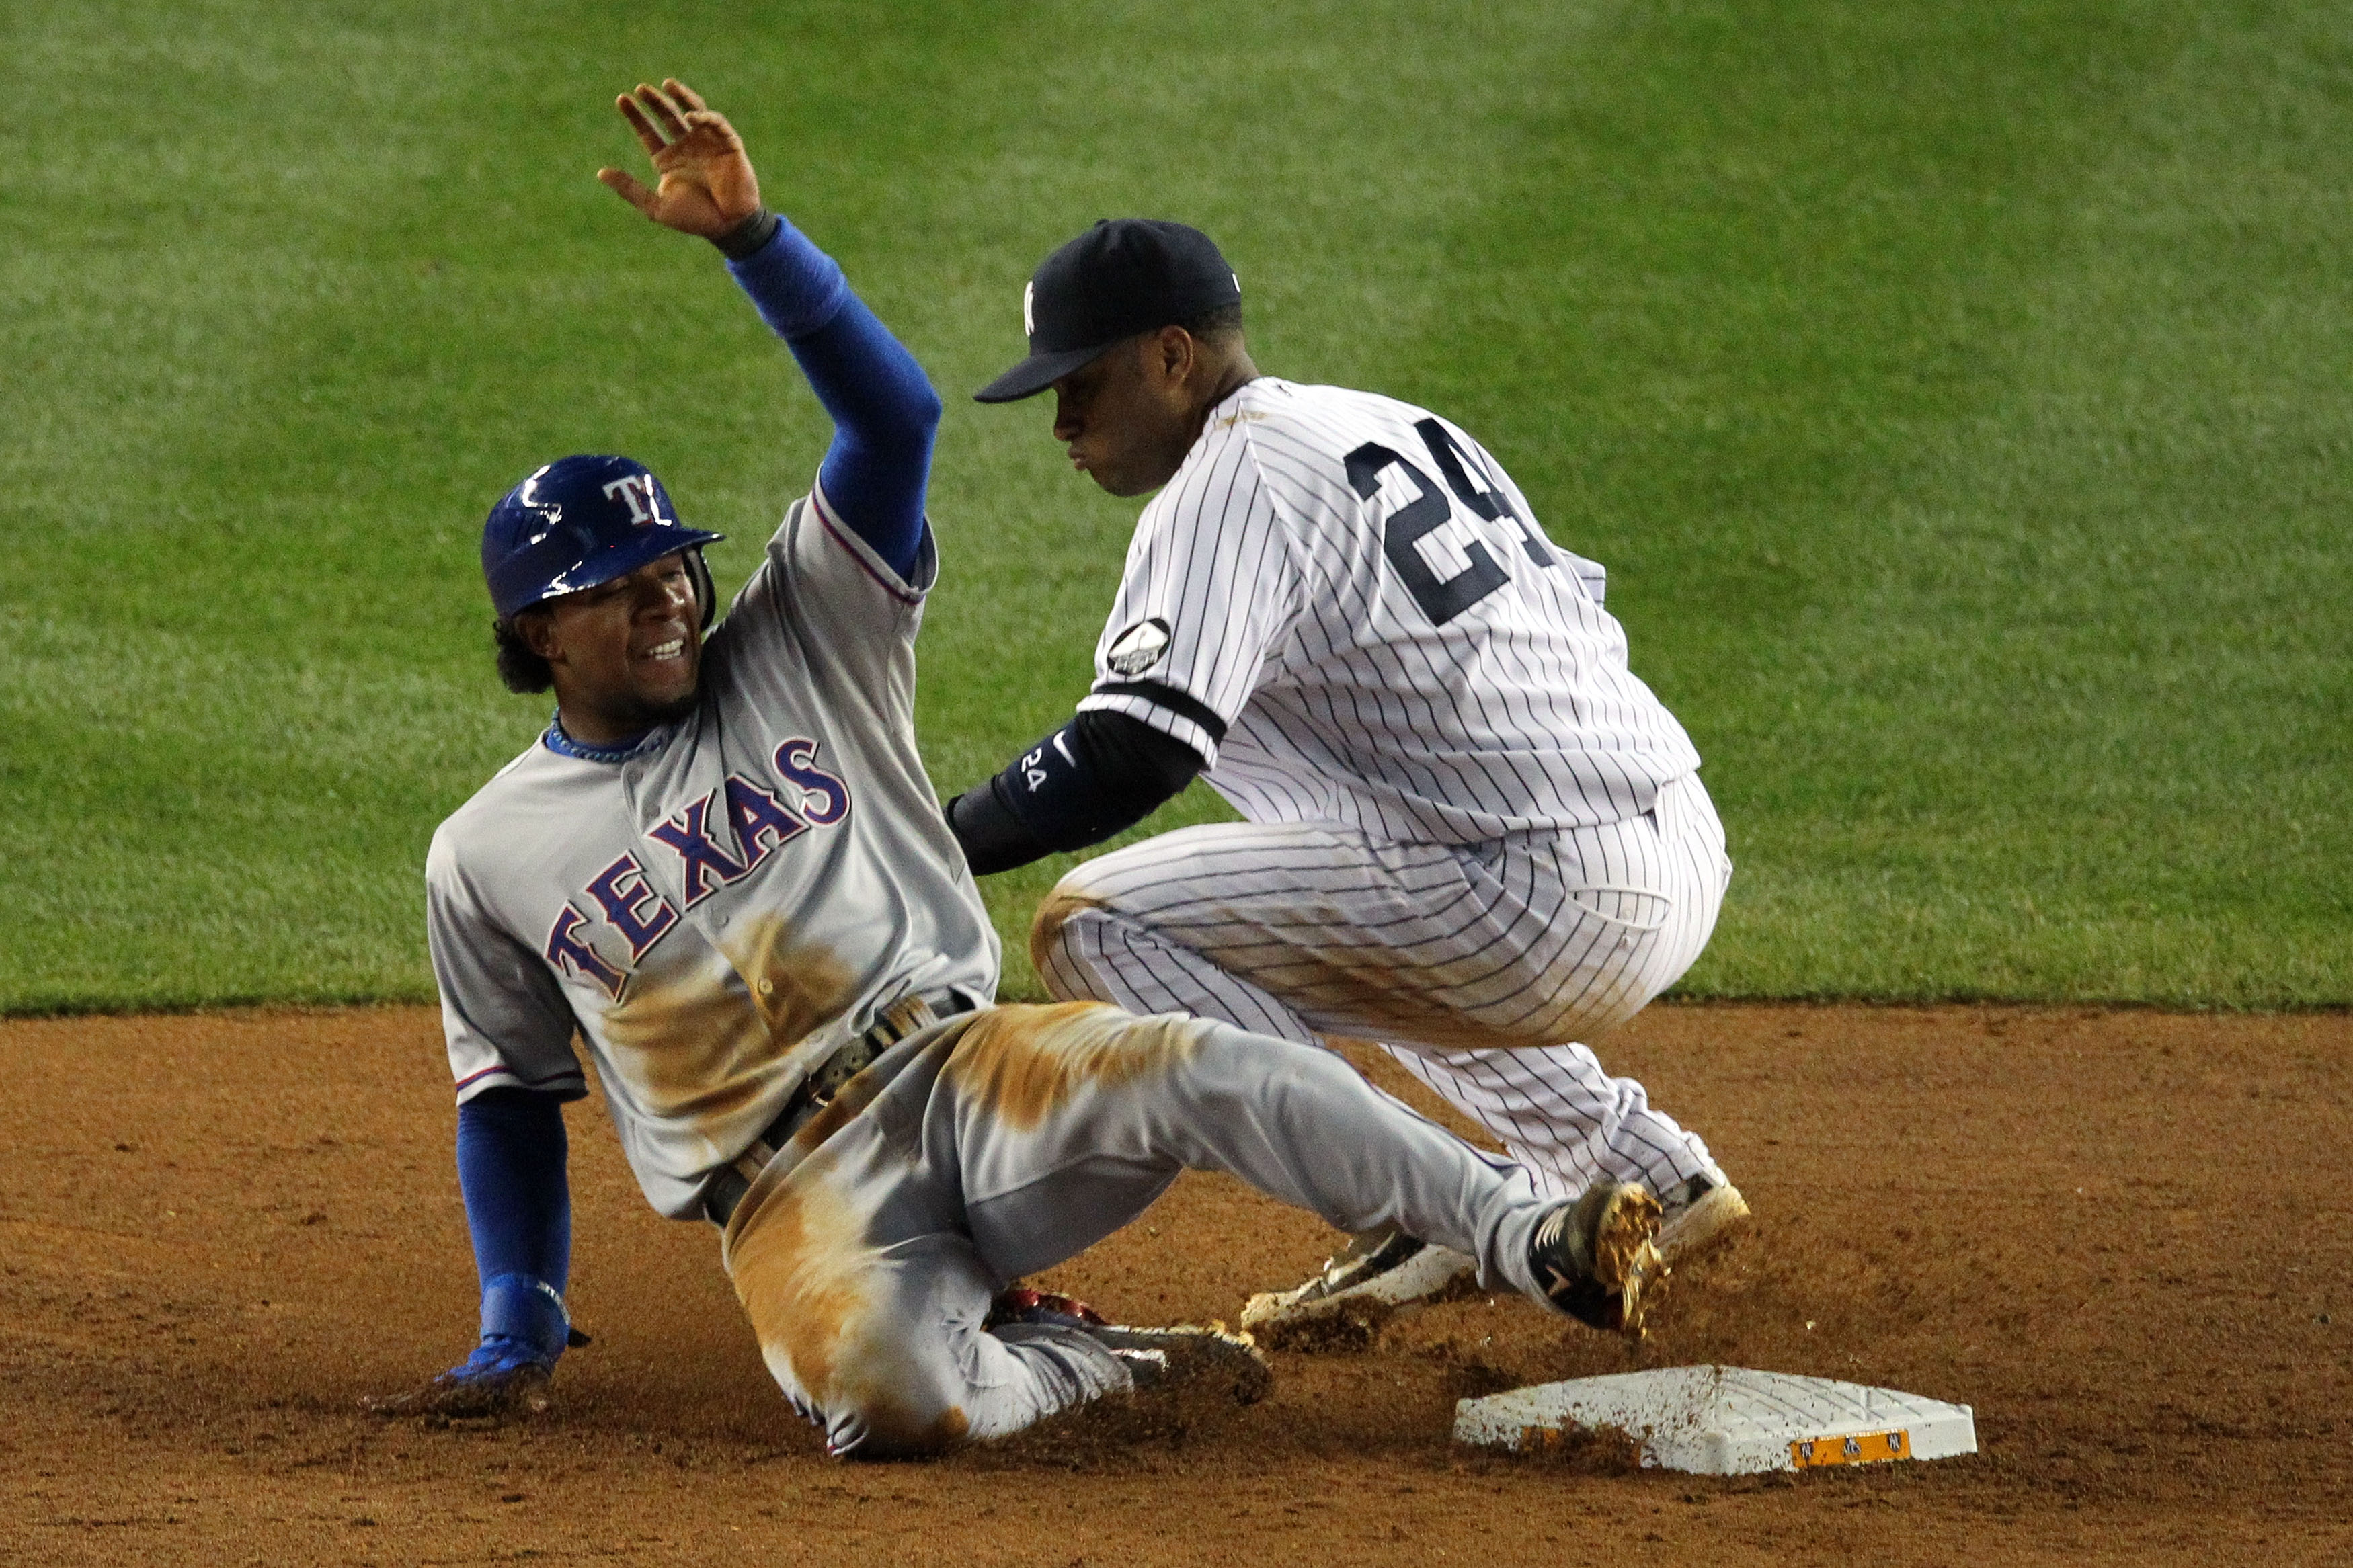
[973,220,1242,403]
[481,455,725,620]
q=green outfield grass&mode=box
[3,0,2346,1013]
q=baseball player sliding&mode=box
[374,81,1669,1458]
[951,220,1748,1335]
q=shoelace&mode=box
[1529,1200,1594,1302]
[1531,1202,1571,1257]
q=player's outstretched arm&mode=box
[366,1090,584,1420]
[596,79,939,582]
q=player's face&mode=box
[527,552,703,741]
[1051,332,1201,498]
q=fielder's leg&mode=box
[1031,782,1732,1200]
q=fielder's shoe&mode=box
[1657,1172,1750,1265]
[1238,1227,1479,1339]
[1529,1180,1665,1337]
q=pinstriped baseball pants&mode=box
[1031,772,1733,1202]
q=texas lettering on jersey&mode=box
[543,739,853,1000]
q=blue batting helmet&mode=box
[482,455,726,622]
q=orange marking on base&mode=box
[1790,1429,1913,1468]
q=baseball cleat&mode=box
[1089,1323,1273,1405]
[1239,1226,1480,1339]
[1529,1181,1665,1337]
[1657,1173,1749,1266]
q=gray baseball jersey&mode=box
[1076,376,1702,842]
[426,483,1000,1219]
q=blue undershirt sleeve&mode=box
[456,1089,572,1296]
[727,217,940,581]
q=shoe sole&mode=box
[1239,1243,1480,1333]
[1590,1184,1667,1339]
[1657,1182,1749,1266]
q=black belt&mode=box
[701,991,975,1229]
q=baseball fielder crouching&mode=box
[951,221,1749,1334]
[374,81,1667,1457]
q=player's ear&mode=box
[515,605,562,664]
[1152,325,1198,392]
[686,548,717,630]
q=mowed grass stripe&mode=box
[1364,0,2351,1005]
[1666,2,2351,1003]
[1,1,2344,1012]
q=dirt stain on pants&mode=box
[724,1153,969,1456]
[942,1002,1203,1132]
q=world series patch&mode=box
[1106,617,1172,677]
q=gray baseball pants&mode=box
[720,1002,1553,1458]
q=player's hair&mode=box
[1181,302,1244,345]
[493,616,554,694]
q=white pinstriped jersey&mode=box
[1076,378,1702,843]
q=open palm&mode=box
[596,79,762,240]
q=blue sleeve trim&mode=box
[453,1061,586,1095]
[727,222,939,581]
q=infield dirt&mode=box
[3,1003,2346,1565]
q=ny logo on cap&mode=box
[602,474,667,526]
[1023,280,1036,340]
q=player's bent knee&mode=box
[1027,882,1115,997]
[790,1318,981,1460]
[826,1383,973,1461]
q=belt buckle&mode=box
[871,993,938,1049]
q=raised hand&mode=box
[596,78,763,240]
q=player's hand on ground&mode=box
[596,78,762,240]
[363,1335,557,1421]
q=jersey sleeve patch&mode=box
[1105,617,1172,677]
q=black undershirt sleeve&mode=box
[947,710,1205,875]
